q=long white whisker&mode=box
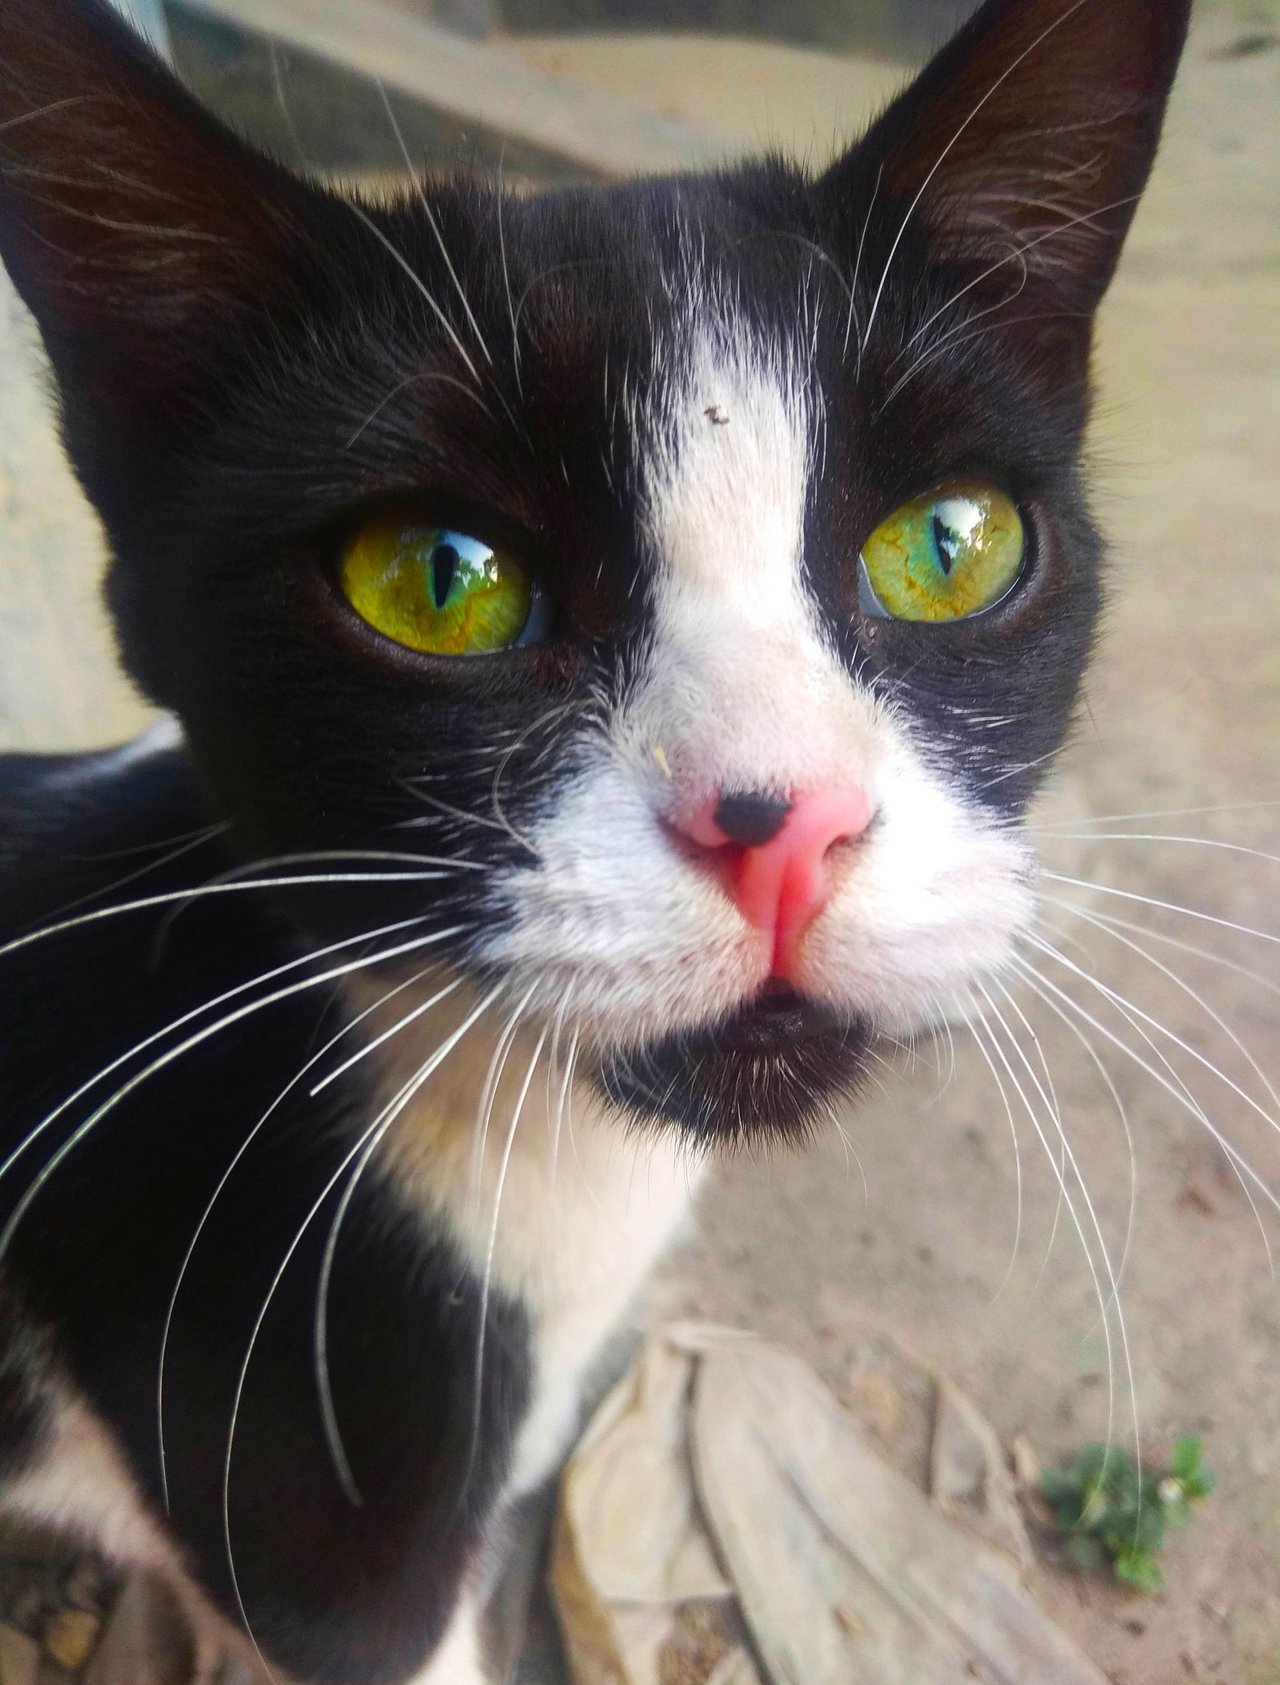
[972,977,1134,1475]
[1046,901,1280,1130]
[959,1007,1023,1293]
[465,1022,547,1498]
[1033,799,1280,831]
[0,918,443,1252]
[157,962,438,1513]
[0,853,476,959]
[822,1102,869,1206]
[312,979,484,1506]
[1034,832,1280,867]
[42,823,228,925]
[551,1027,581,1204]
[345,199,486,394]
[895,191,1140,363]
[1009,953,1280,1232]
[1023,931,1280,1149]
[1015,949,1137,1304]
[1042,897,1280,1003]
[471,983,538,1216]
[1039,872,1280,946]
[845,163,882,365]
[1020,937,1279,1278]
[221,984,501,1663]
[375,82,493,370]
[308,969,466,1097]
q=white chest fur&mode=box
[360,979,705,1497]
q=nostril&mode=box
[713,791,792,849]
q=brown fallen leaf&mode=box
[929,1377,1033,1569]
[690,1336,1110,1685]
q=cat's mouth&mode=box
[596,983,871,1142]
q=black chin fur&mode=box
[597,995,872,1145]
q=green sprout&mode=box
[1040,1437,1215,1593]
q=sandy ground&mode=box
[0,5,1277,1683]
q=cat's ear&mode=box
[0,0,319,469]
[820,0,1191,380]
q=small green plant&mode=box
[1040,1437,1215,1592]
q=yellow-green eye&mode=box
[859,482,1026,623]
[339,512,540,655]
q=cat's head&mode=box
[0,0,1189,1141]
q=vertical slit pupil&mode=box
[431,541,458,609]
[932,514,958,577]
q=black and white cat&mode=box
[0,1,1192,1680]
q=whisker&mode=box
[344,199,487,396]
[1009,953,1280,1238]
[465,1022,548,1500]
[471,984,538,1216]
[312,978,486,1506]
[1041,898,1280,1003]
[551,1026,581,1204]
[48,823,228,924]
[1032,799,1280,831]
[221,984,502,1661]
[157,961,439,1512]
[860,0,1091,360]
[846,164,882,366]
[1024,931,1280,1150]
[495,150,524,401]
[958,1009,1023,1294]
[0,921,454,1270]
[973,976,1137,1477]
[1045,901,1280,1129]
[1039,872,1280,947]
[894,191,1140,365]
[822,1101,869,1206]
[375,82,493,370]
[0,851,477,959]
[1034,832,1280,868]
[308,969,465,1097]
[345,369,490,450]
[1016,946,1137,1304]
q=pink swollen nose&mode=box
[686,788,872,976]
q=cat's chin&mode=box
[595,987,872,1145]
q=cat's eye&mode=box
[858,482,1026,623]
[338,512,546,656]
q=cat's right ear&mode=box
[0,0,321,492]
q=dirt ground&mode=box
[0,5,1277,1683]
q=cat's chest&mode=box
[361,986,706,1492]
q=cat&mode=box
[0,0,1192,1680]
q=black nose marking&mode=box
[714,792,791,849]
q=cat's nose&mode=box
[677,786,873,975]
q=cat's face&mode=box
[0,0,1190,1140]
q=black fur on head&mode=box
[0,0,1191,1143]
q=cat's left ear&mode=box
[819,0,1191,387]
[0,0,324,497]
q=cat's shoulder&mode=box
[0,720,218,916]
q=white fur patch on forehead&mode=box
[618,316,877,801]
[638,323,814,632]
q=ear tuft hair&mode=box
[821,0,1191,377]
[0,0,319,452]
